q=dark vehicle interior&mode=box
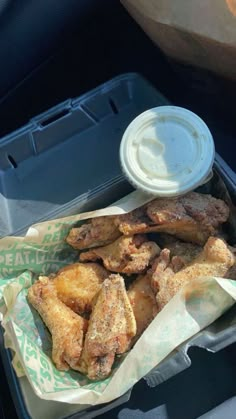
[0,1,236,418]
[1,0,235,168]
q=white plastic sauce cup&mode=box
[120,106,215,197]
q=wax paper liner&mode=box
[0,178,236,406]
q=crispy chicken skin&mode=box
[152,237,235,310]
[115,206,153,235]
[128,274,158,339]
[78,274,136,380]
[150,249,185,294]
[146,192,229,245]
[53,263,109,315]
[27,277,88,371]
[66,216,121,250]
[80,235,160,274]
[113,193,229,245]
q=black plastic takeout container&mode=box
[0,74,236,419]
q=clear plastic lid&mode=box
[120,106,215,196]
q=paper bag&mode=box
[121,0,236,80]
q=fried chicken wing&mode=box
[127,273,158,339]
[153,237,235,310]
[66,216,121,250]
[53,263,109,314]
[78,274,136,380]
[114,193,229,245]
[146,192,229,245]
[150,248,185,294]
[27,277,87,371]
[80,235,160,274]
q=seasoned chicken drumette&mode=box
[66,216,120,250]
[27,277,87,371]
[80,235,160,274]
[151,237,235,310]
[53,262,109,315]
[115,192,229,245]
[78,274,136,380]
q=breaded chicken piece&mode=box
[150,249,185,294]
[114,193,229,245]
[66,216,121,250]
[80,235,160,275]
[27,277,87,371]
[153,237,235,310]
[115,206,153,235]
[78,274,136,380]
[53,263,109,314]
[127,274,158,339]
[146,192,229,245]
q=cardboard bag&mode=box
[121,0,236,80]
